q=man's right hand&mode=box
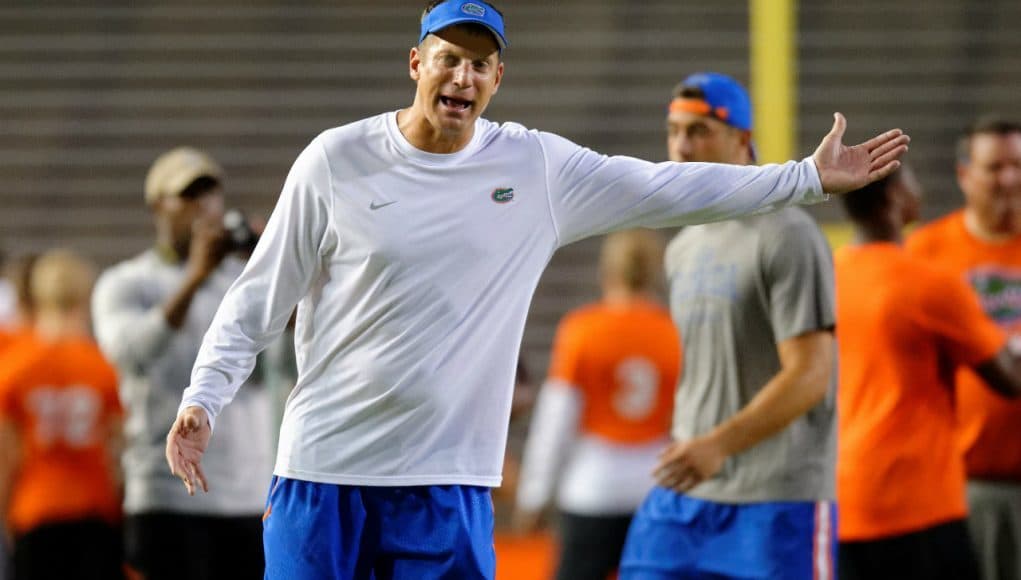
[165,406,212,496]
[163,218,229,329]
[185,218,229,284]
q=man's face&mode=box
[958,132,1021,235]
[409,26,504,140]
[666,110,750,164]
[154,185,225,249]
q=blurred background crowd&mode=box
[0,1,1020,579]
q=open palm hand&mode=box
[813,113,910,194]
[165,406,211,496]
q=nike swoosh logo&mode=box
[369,200,397,210]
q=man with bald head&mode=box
[908,117,1021,580]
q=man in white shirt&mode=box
[165,2,909,578]
[93,147,272,580]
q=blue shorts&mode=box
[262,476,495,580]
[620,487,837,580]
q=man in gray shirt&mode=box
[91,148,272,580]
[620,73,837,580]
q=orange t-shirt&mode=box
[835,243,1006,541]
[0,334,123,533]
[907,211,1021,481]
[0,326,32,355]
[547,299,681,444]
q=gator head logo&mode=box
[970,268,1021,327]
[461,2,486,17]
[492,187,514,203]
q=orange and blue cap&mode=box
[669,72,752,132]
[419,1,508,51]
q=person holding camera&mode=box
[91,147,272,580]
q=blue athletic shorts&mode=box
[619,487,837,580]
[262,476,496,580]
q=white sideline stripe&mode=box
[814,501,833,580]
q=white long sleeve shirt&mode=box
[181,111,825,487]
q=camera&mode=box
[223,209,259,254]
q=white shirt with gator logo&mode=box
[180,111,825,487]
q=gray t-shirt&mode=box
[664,207,836,503]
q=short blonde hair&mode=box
[30,249,96,312]
[599,229,665,292]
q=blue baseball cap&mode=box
[419,1,508,51]
[671,72,752,132]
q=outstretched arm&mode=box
[655,331,834,492]
[542,114,909,246]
